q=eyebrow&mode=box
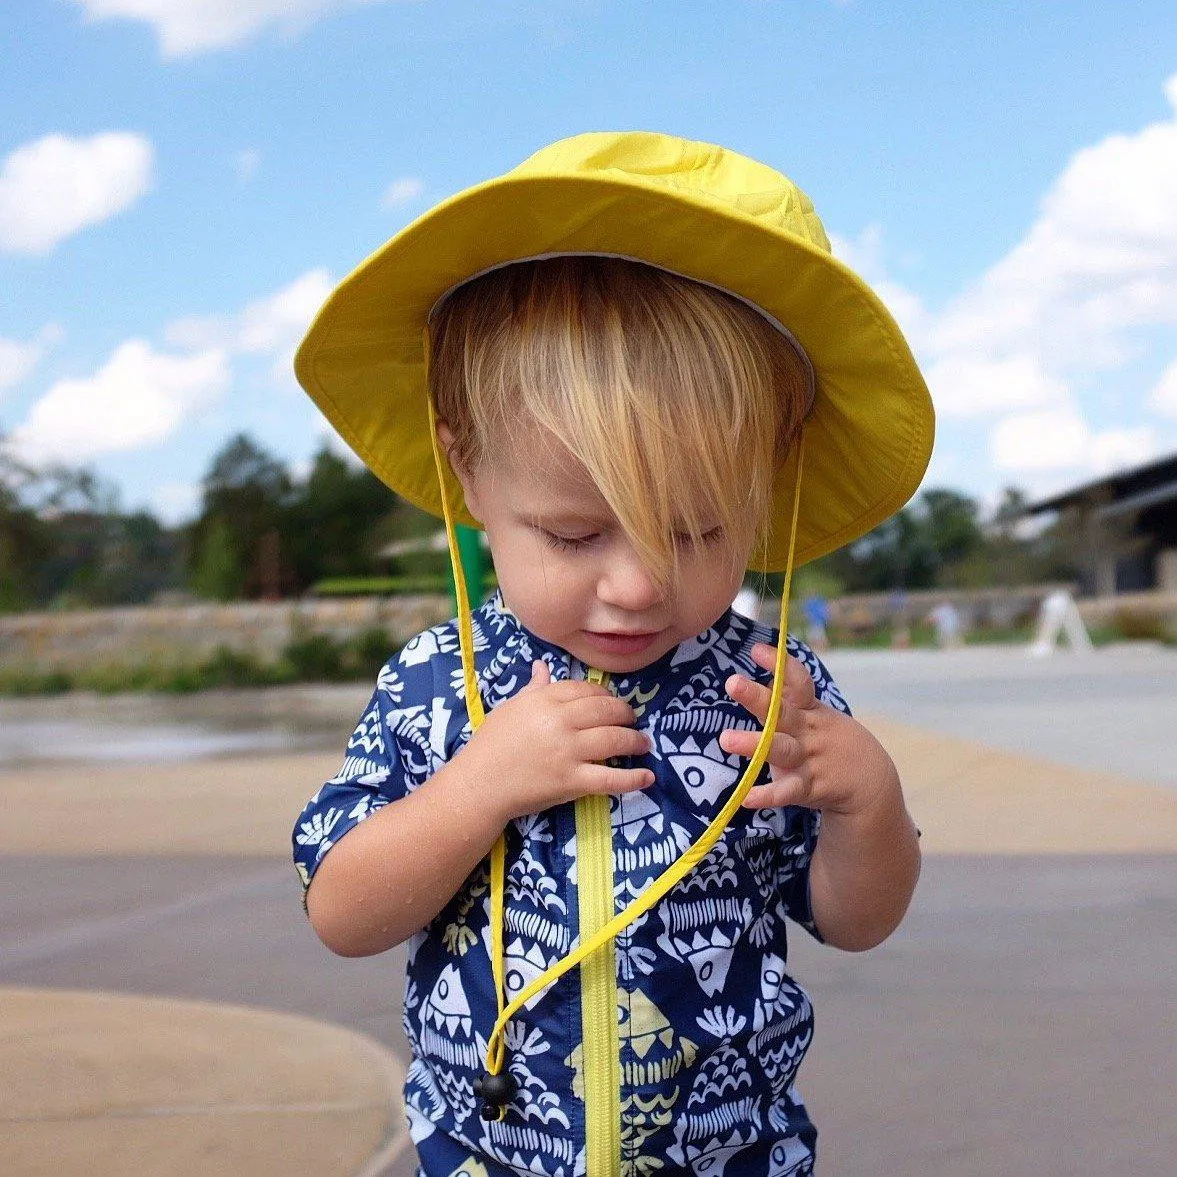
[519,509,613,528]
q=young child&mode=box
[292,132,931,1177]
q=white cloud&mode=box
[0,324,64,393]
[72,0,390,57]
[382,176,425,209]
[828,74,1177,494]
[235,268,334,380]
[0,132,153,254]
[930,74,1177,377]
[11,341,229,462]
[162,314,229,351]
[1088,425,1158,473]
[159,268,334,384]
[991,405,1156,475]
[234,147,260,183]
[6,267,327,465]
[925,353,1067,418]
[1149,359,1177,417]
[236,268,333,356]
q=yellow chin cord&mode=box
[424,327,805,1118]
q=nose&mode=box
[596,539,665,614]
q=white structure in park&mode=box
[1029,590,1094,657]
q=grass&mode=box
[2,611,1171,697]
[0,625,402,697]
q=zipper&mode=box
[576,665,621,1177]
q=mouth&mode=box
[582,629,665,655]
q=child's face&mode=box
[439,423,755,673]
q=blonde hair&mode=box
[428,256,809,595]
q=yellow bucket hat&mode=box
[295,130,934,571]
[294,130,935,1117]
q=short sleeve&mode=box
[292,649,450,896]
[773,805,824,942]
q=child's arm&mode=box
[304,659,652,958]
[305,746,512,957]
[720,642,920,952]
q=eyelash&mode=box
[539,527,725,552]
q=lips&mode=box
[588,631,660,638]
[582,629,664,655]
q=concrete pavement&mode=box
[0,987,408,1177]
[3,652,1177,1175]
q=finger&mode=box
[577,724,653,764]
[567,694,638,731]
[724,672,774,728]
[579,763,655,796]
[718,725,802,770]
[750,643,818,711]
[740,775,810,809]
[538,678,613,702]
[528,659,551,686]
[782,649,818,710]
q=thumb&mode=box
[524,658,551,688]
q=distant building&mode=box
[1024,453,1177,595]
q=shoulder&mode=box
[379,592,540,717]
[363,612,466,719]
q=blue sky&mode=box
[2,0,1176,523]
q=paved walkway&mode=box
[1,988,409,1177]
[3,663,1177,1175]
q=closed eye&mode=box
[538,525,725,552]
[538,529,599,552]
[675,526,726,546]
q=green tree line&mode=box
[1,431,1076,613]
[0,432,442,611]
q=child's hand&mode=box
[465,659,654,823]
[719,642,900,817]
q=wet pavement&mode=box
[3,646,1176,1175]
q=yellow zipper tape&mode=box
[575,685,622,1177]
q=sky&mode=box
[2,0,1176,525]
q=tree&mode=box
[284,445,401,588]
[187,433,293,599]
[0,443,48,610]
[921,488,983,570]
[190,516,244,601]
[831,505,938,591]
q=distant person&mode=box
[291,132,929,1176]
[802,592,831,650]
[929,600,963,649]
[889,588,911,648]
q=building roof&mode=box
[1025,452,1177,516]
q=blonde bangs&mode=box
[428,256,809,594]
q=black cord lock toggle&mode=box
[475,1070,518,1120]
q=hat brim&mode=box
[295,170,934,572]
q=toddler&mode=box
[293,132,931,1177]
